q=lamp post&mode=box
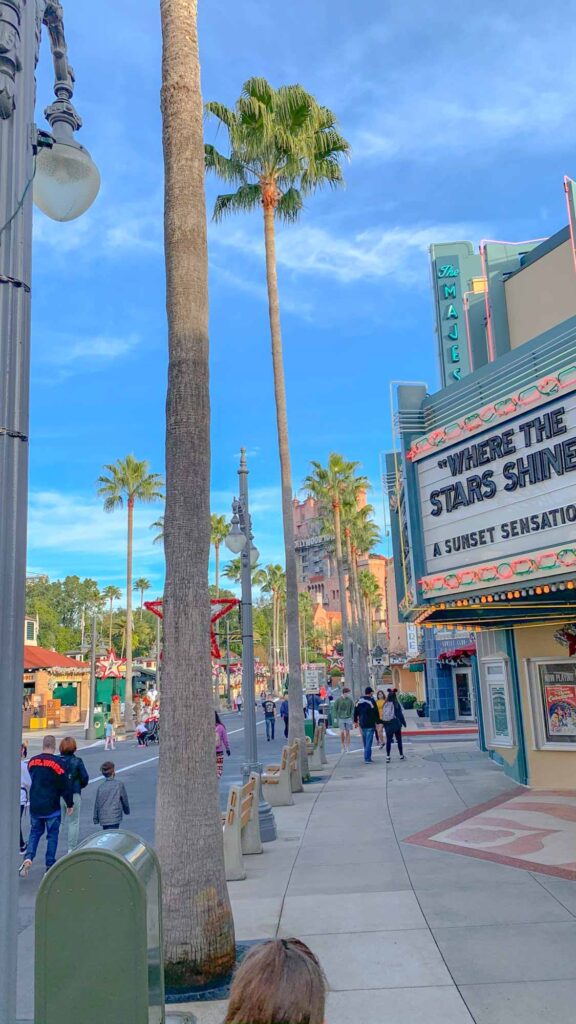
[225,448,276,842]
[0,4,99,1020]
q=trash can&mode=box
[93,709,106,738]
[304,718,315,741]
[35,831,164,1024]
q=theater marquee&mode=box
[417,390,576,597]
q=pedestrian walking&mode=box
[333,687,355,753]
[302,691,308,717]
[236,691,244,714]
[262,693,276,741]
[104,718,116,750]
[382,691,407,762]
[93,762,130,830]
[215,712,231,777]
[224,938,326,1024]
[375,689,386,748]
[59,736,89,853]
[279,697,289,738]
[353,686,380,763]
[20,744,31,854]
[19,735,74,877]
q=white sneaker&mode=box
[386,756,391,763]
[19,859,32,878]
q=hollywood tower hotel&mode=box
[388,178,576,789]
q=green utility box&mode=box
[35,832,164,1024]
[93,710,106,738]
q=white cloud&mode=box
[213,221,488,285]
[45,333,140,366]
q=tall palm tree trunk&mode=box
[108,597,113,649]
[333,502,354,694]
[344,529,361,693]
[156,0,234,986]
[124,498,134,730]
[272,591,278,693]
[262,202,307,776]
[215,540,220,597]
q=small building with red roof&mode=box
[22,637,89,728]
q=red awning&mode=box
[438,645,476,662]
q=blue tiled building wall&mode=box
[424,629,456,722]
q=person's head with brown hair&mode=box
[59,736,77,755]
[224,938,326,1024]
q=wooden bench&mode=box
[222,772,263,881]
[306,723,327,770]
[262,741,301,806]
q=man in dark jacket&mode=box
[19,735,73,876]
[354,687,380,763]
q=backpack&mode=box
[382,701,395,723]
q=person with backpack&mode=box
[382,691,407,762]
[279,696,289,738]
[215,711,231,777]
[59,736,89,853]
[353,686,381,763]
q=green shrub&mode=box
[415,700,426,711]
[397,692,417,709]
[330,667,343,677]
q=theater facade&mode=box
[388,182,576,788]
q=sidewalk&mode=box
[182,741,576,1024]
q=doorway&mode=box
[453,667,476,720]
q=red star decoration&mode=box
[96,649,124,679]
[144,598,240,659]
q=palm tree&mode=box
[97,456,163,730]
[303,454,368,696]
[210,513,229,597]
[150,515,164,545]
[205,78,349,767]
[343,502,380,690]
[134,577,151,617]
[155,0,235,987]
[102,585,122,648]
[358,570,383,648]
[223,556,261,585]
[254,564,285,692]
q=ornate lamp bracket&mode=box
[0,0,23,119]
[42,0,81,137]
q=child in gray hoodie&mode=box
[93,762,130,830]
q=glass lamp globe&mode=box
[33,140,100,222]
[225,521,247,554]
[249,545,259,567]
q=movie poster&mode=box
[539,663,576,743]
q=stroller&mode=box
[144,718,160,745]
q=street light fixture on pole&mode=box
[225,448,276,842]
[0,4,99,1021]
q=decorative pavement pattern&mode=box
[405,788,576,880]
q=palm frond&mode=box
[276,187,303,224]
[204,145,247,185]
[204,100,237,130]
[212,184,261,222]
[242,77,277,110]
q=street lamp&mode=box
[225,448,276,842]
[0,4,99,1021]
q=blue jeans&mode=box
[265,717,275,740]
[361,727,375,762]
[26,811,61,868]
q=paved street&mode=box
[16,712,476,1018]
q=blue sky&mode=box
[28,0,576,599]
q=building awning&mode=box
[415,587,576,630]
[438,645,476,664]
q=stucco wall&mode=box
[505,240,576,349]
[514,624,576,790]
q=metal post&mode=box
[85,612,97,740]
[237,449,276,842]
[0,3,35,1021]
